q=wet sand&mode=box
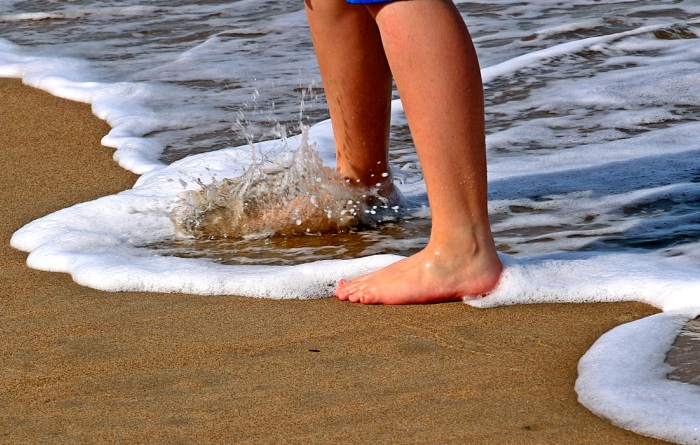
[0,78,671,444]
[667,317,700,386]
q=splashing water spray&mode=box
[170,127,400,240]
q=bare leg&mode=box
[309,0,503,304]
[305,0,396,194]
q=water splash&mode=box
[170,129,399,239]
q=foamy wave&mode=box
[576,311,700,445]
[467,253,700,312]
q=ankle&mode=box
[429,224,497,254]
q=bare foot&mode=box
[335,241,503,304]
[356,175,403,207]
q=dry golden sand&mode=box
[0,78,671,444]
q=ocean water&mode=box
[2,1,700,442]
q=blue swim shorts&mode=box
[346,0,395,3]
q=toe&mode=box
[335,279,350,300]
[359,293,374,304]
[344,282,369,304]
[348,291,364,303]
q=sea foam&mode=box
[577,311,700,445]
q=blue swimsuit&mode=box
[346,0,394,3]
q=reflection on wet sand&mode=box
[666,316,700,386]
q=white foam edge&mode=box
[480,22,688,84]
[575,309,700,445]
[467,253,700,313]
[0,38,166,174]
[0,5,166,22]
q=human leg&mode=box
[304,0,395,192]
[335,0,502,304]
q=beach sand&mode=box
[667,317,700,386]
[1,78,671,444]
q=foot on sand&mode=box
[335,241,503,305]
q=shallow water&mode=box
[145,217,430,266]
[3,1,699,264]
